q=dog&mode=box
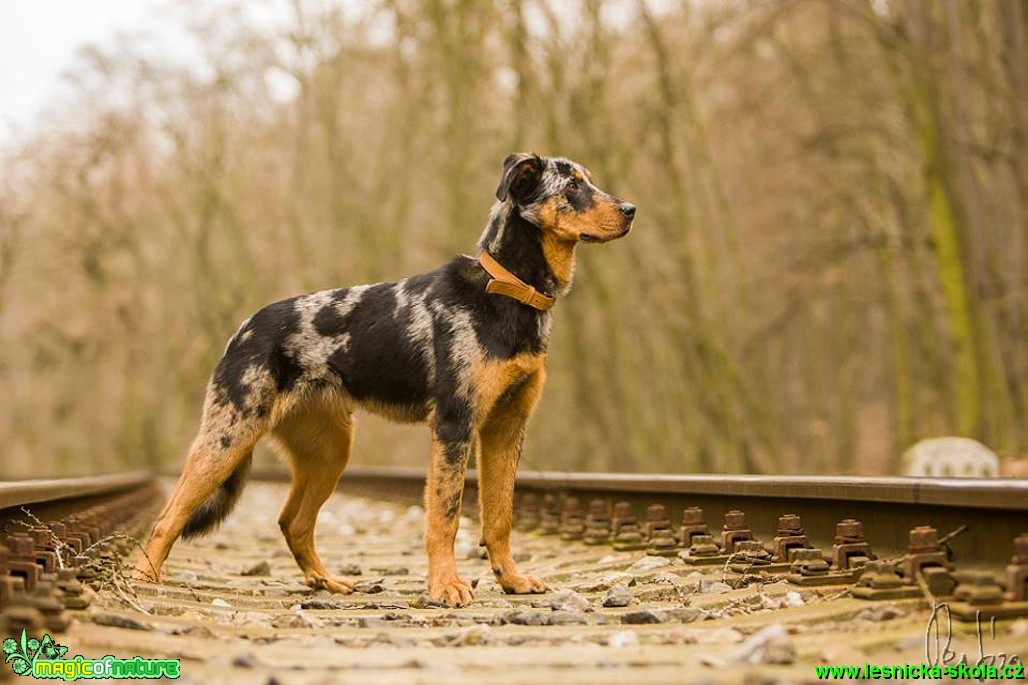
[132,153,636,607]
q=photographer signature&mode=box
[925,602,1023,674]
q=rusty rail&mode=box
[0,471,154,511]
[0,471,159,633]
[248,466,1028,567]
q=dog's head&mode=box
[495,153,635,243]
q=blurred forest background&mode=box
[0,0,1025,479]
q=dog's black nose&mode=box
[620,203,636,218]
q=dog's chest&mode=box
[471,353,545,411]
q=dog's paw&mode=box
[306,574,355,594]
[130,564,160,584]
[428,575,474,607]
[498,572,548,595]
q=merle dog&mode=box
[133,153,635,607]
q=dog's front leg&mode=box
[424,416,475,607]
[478,370,548,595]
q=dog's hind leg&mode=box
[272,398,356,594]
[133,401,266,583]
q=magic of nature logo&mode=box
[4,629,180,680]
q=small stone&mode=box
[627,556,671,574]
[90,612,153,631]
[759,591,804,610]
[338,563,363,576]
[679,571,706,591]
[445,623,491,646]
[782,591,804,607]
[232,654,258,668]
[241,561,271,577]
[602,585,635,608]
[712,624,795,666]
[699,578,732,594]
[503,609,551,626]
[621,609,666,624]
[605,572,636,586]
[747,625,795,665]
[607,630,640,648]
[477,599,513,609]
[358,617,388,629]
[273,610,323,629]
[573,572,635,592]
[211,598,231,608]
[364,600,410,610]
[300,599,345,610]
[549,611,589,626]
[668,608,701,623]
[178,570,198,582]
[370,566,409,576]
[548,589,592,612]
[354,580,385,594]
[856,605,906,622]
[236,612,273,628]
[168,624,215,638]
[410,594,448,609]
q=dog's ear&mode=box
[495,153,545,203]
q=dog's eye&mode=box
[566,180,580,192]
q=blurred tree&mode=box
[0,0,1024,479]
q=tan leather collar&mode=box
[478,251,555,311]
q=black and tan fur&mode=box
[133,153,636,607]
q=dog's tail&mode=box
[181,453,253,539]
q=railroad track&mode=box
[1,468,1026,684]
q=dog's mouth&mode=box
[580,225,632,243]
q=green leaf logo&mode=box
[4,629,68,677]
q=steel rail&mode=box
[0,471,155,511]
[249,465,1028,567]
[315,466,1028,509]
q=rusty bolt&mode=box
[55,568,90,610]
[644,503,672,540]
[735,540,770,559]
[777,514,803,535]
[908,526,939,551]
[7,535,35,557]
[682,507,704,525]
[862,560,904,589]
[587,499,609,519]
[611,501,636,537]
[723,510,747,531]
[690,534,720,557]
[646,504,669,524]
[562,496,581,521]
[954,571,1004,606]
[792,548,829,574]
[1013,534,1028,564]
[835,519,864,541]
[583,499,612,546]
